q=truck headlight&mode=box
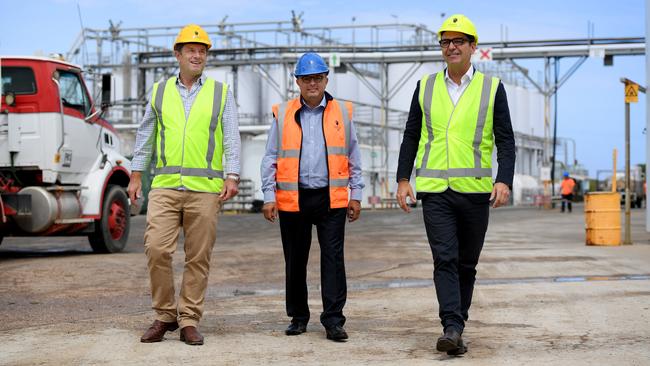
[4,91,15,106]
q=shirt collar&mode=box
[445,65,474,85]
[176,73,206,88]
[300,95,327,110]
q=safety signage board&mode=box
[329,53,341,68]
[625,83,638,103]
[473,48,493,62]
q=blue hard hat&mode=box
[294,52,329,77]
[563,171,569,177]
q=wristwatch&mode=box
[226,174,240,183]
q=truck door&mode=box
[56,70,100,180]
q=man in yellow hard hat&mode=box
[396,14,515,355]
[128,24,241,346]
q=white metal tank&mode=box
[240,134,268,201]
[514,86,529,135]
[327,72,360,104]
[528,90,545,137]
[235,69,262,124]
[512,173,542,206]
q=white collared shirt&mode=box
[445,65,474,105]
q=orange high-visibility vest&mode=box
[271,97,353,212]
[561,178,575,195]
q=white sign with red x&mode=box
[473,48,493,62]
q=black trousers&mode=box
[421,189,489,333]
[561,194,573,212]
[278,187,347,328]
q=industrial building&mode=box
[64,14,642,207]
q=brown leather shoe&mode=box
[180,326,204,345]
[140,320,179,343]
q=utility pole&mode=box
[620,78,645,245]
[646,0,650,232]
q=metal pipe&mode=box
[646,0,650,233]
[118,42,644,70]
[551,58,559,198]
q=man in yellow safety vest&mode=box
[128,24,241,346]
[396,14,516,355]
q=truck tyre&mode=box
[88,185,130,253]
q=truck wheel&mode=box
[88,185,130,253]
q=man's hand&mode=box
[490,182,510,208]
[219,177,239,201]
[348,200,361,222]
[262,202,278,223]
[127,171,143,203]
[396,180,416,213]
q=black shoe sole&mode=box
[436,338,460,352]
[447,345,467,356]
[285,330,306,336]
[285,324,307,336]
[326,332,349,342]
[326,335,348,342]
[140,338,163,343]
[182,340,204,345]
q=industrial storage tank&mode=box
[513,173,542,206]
[528,91,545,138]
[514,86,530,135]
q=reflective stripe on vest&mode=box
[150,77,228,193]
[272,98,352,212]
[415,70,499,193]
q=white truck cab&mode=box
[0,56,133,252]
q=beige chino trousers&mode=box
[144,188,221,329]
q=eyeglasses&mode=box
[299,74,325,83]
[439,38,470,48]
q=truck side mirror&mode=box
[101,73,112,111]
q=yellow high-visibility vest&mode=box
[150,77,228,193]
[415,70,499,193]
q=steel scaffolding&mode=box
[67,14,645,197]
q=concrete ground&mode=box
[1,204,649,365]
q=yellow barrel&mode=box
[584,192,621,246]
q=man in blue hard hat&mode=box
[260,52,364,342]
[560,172,576,213]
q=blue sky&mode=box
[1,0,646,178]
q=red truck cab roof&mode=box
[1,56,115,132]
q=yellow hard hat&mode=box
[438,14,478,45]
[174,24,212,50]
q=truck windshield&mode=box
[1,67,37,95]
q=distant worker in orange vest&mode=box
[560,172,576,213]
[260,52,365,342]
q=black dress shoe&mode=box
[285,322,307,335]
[446,339,467,356]
[436,328,464,354]
[325,325,348,341]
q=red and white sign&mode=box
[474,48,493,62]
